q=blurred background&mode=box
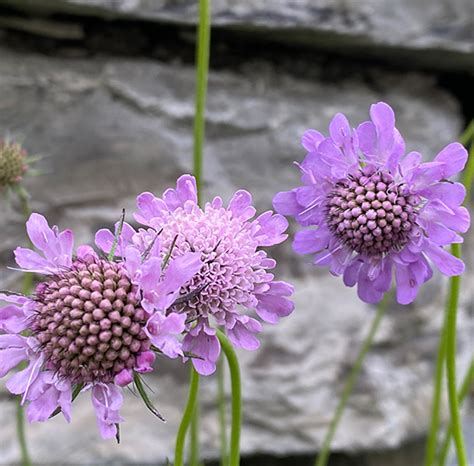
[0,1,473,465]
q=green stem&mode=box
[315,296,389,466]
[15,185,33,466]
[429,119,474,466]
[190,395,200,466]
[174,366,200,466]
[193,0,211,204]
[459,120,474,147]
[16,400,31,466]
[423,293,450,466]
[444,242,468,466]
[186,2,211,463]
[216,330,241,466]
[217,357,228,466]
[437,360,474,466]
[461,120,474,199]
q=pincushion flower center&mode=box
[158,205,262,319]
[326,166,420,256]
[33,258,150,384]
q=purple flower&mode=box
[133,175,294,375]
[0,213,202,439]
[273,102,470,304]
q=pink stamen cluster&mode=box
[33,257,149,384]
[326,166,418,256]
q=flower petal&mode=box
[228,190,256,221]
[183,329,221,376]
[301,129,324,151]
[163,174,198,211]
[293,228,330,254]
[254,211,288,246]
[434,143,468,178]
[424,243,465,276]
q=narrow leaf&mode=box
[133,372,166,422]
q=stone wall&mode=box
[0,1,472,465]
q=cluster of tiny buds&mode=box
[0,140,28,189]
[32,257,149,384]
[326,166,420,256]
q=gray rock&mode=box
[0,46,472,464]
[1,0,473,72]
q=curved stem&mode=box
[315,295,389,466]
[190,395,200,466]
[193,0,211,204]
[216,330,241,466]
[437,359,474,466]
[217,357,228,466]
[423,295,449,466]
[174,366,200,466]
[444,243,468,466]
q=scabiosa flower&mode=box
[0,139,28,190]
[0,213,202,439]
[273,102,470,305]
[127,175,294,375]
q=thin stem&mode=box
[187,1,211,463]
[444,242,468,466]
[216,330,241,466]
[193,0,211,204]
[437,360,474,466]
[315,295,389,466]
[190,395,200,466]
[459,120,474,147]
[15,185,33,466]
[16,400,31,466]
[423,293,450,466]
[217,357,228,466]
[174,366,200,466]
[461,120,474,199]
[423,122,473,466]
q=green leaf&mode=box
[133,372,166,422]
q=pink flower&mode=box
[0,213,202,438]
[133,175,294,375]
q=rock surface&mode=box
[1,0,473,72]
[0,43,472,465]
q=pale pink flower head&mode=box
[133,175,294,375]
[0,213,202,439]
[273,102,470,304]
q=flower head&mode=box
[0,139,28,190]
[132,175,294,375]
[0,213,202,438]
[273,102,470,304]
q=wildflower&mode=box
[130,175,294,375]
[273,102,470,304]
[0,139,28,190]
[0,213,202,438]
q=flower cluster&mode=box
[273,102,470,304]
[0,213,202,439]
[1,176,294,437]
[131,175,294,375]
